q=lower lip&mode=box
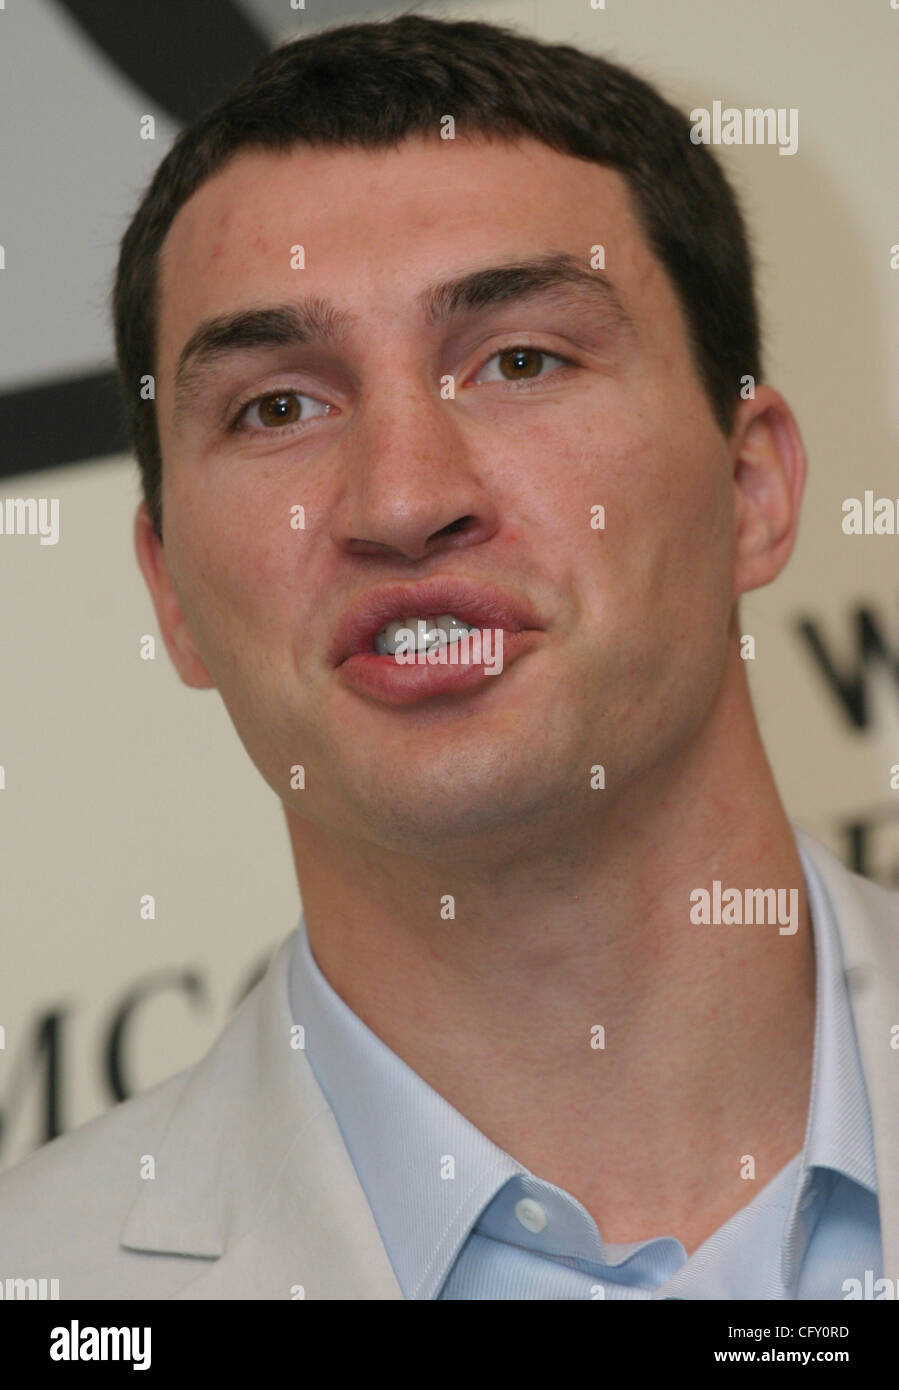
[336,629,540,706]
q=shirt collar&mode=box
[781,833,878,1284]
[289,923,523,1298]
[289,829,878,1299]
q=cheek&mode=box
[638,468,735,651]
[570,411,733,620]
[506,414,623,532]
[169,516,292,669]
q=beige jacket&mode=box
[0,827,895,1298]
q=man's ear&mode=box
[134,502,216,689]
[729,385,808,600]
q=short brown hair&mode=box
[111,14,762,541]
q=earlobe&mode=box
[133,502,217,689]
[730,387,808,600]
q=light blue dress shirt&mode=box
[287,836,880,1298]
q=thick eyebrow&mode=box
[172,251,630,422]
[418,251,630,329]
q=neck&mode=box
[287,650,815,1251]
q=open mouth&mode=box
[329,578,541,669]
[329,580,543,706]
[372,615,476,655]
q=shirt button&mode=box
[515,1197,548,1233]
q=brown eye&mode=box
[234,389,332,435]
[472,346,572,388]
[257,393,303,427]
[497,347,545,380]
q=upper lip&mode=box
[329,577,544,666]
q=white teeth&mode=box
[374,613,474,655]
[437,615,474,646]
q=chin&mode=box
[358,766,558,855]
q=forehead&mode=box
[156,134,672,378]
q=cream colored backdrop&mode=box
[1,0,897,1169]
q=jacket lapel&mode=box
[119,933,403,1299]
[174,1105,404,1300]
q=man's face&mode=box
[150,134,738,858]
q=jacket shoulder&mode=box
[0,1065,196,1297]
